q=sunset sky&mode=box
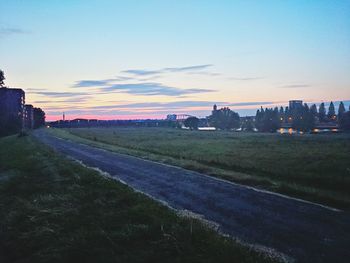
[1,0,349,120]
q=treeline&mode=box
[183,102,350,132]
[255,102,350,132]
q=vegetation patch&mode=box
[0,135,275,263]
[49,127,350,210]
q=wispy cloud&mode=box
[80,100,274,111]
[31,91,88,97]
[228,101,273,107]
[229,77,264,81]
[122,69,163,76]
[0,27,29,38]
[89,101,225,110]
[73,80,110,87]
[122,64,213,76]
[101,82,215,96]
[164,64,213,72]
[279,84,310,88]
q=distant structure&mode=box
[0,87,25,135]
[24,104,34,129]
[63,112,65,121]
[289,100,303,110]
[0,87,46,136]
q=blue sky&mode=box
[1,0,349,120]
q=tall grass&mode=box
[52,127,350,209]
[0,135,275,263]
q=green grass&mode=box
[48,127,350,210]
[0,134,276,263]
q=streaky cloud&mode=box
[0,27,28,37]
[101,82,215,96]
[122,64,213,76]
[279,84,311,88]
[229,77,264,81]
[73,80,110,87]
[164,64,213,72]
[122,69,163,76]
[228,101,274,107]
[31,91,88,97]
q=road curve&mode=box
[34,129,350,263]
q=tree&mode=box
[310,104,317,116]
[208,107,240,130]
[255,107,280,132]
[33,108,46,128]
[338,101,346,119]
[241,118,255,131]
[327,101,336,121]
[184,116,199,130]
[319,103,326,122]
[339,111,350,132]
[0,69,5,87]
[292,104,315,132]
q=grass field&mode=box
[0,134,275,263]
[49,127,350,210]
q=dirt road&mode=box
[34,129,350,262]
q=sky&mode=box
[1,0,349,121]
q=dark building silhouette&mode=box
[24,104,34,129]
[0,87,45,136]
[0,87,25,136]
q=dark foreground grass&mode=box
[0,135,275,263]
[49,127,350,210]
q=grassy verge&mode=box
[47,127,350,210]
[0,134,276,263]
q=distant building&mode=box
[24,104,34,129]
[289,100,303,110]
[0,87,25,135]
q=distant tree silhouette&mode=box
[255,107,280,132]
[33,108,46,128]
[184,116,199,130]
[279,106,285,122]
[327,101,336,121]
[339,111,350,131]
[310,104,318,118]
[338,102,346,119]
[319,103,326,122]
[292,103,315,132]
[241,118,255,131]
[0,69,5,87]
[209,106,240,130]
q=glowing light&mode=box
[46,125,50,128]
[313,128,319,132]
[288,128,293,134]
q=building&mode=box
[24,104,34,129]
[289,100,303,110]
[0,87,25,136]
